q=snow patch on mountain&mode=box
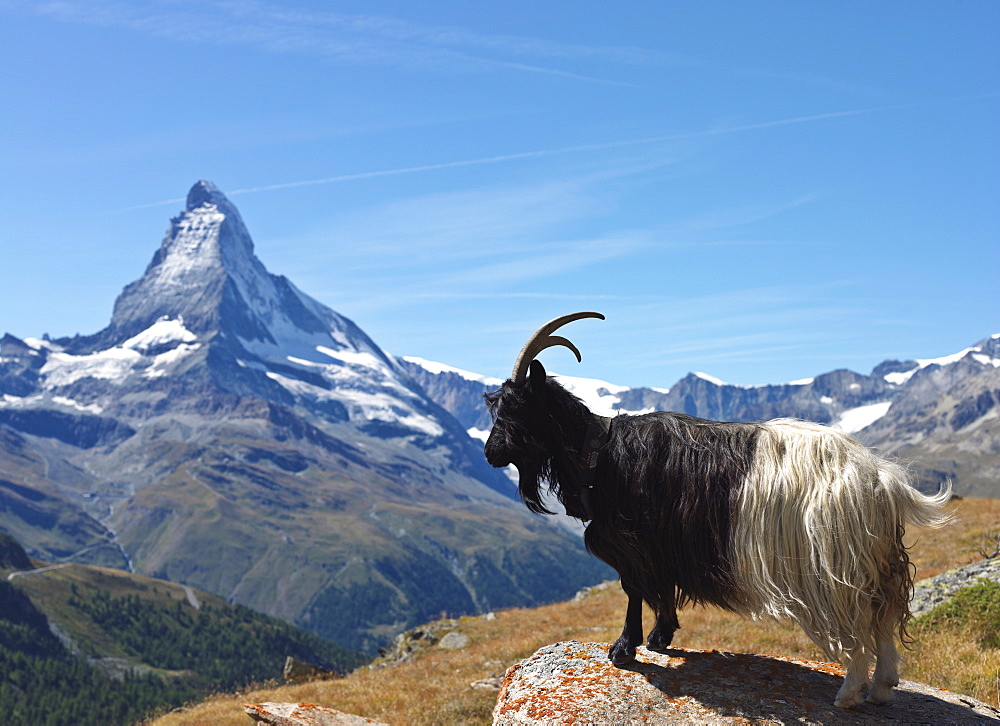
[834,401,893,434]
[0,393,41,407]
[694,371,727,386]
[41,347,143,386]
[22,338,55,353]
[38,319,201,387]
[972,353,1000,368]
[122,317,196,351]
[317,346,390,371]
[51,396,104,415]
[263,355,444,436]
[0,392,104,415]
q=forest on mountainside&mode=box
[0,561,367,726]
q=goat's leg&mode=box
[646,592,679,651]
[834,648,872,708]
[609,585,643,666]
[867,630,900,704]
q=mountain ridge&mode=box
[402,332,1000,496]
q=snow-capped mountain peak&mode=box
[30,182,460,443]
[882,334,1000,385]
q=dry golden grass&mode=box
[906,622,1000,709]
[147,497,1000,725]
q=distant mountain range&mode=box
[0,181,609,652]
[401,334,1000,498]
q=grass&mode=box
[147,497,1000,725]
[907,580,1000,705]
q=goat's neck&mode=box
[547,409,611,483]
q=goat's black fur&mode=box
[485,361,762,660]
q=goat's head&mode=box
[484,312,604,513]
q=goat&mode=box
[484,312,952,708]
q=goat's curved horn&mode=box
[511,312,605,385]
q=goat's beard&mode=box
[515,457,555,515]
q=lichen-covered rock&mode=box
[493,641,1000,724]
[244,702,386,725]
[911,558,1000,617]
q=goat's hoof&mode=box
[609,643,636,667]
[646,628,674,652]
[866,686,895,705]
[833,693,866,709]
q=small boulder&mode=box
[282,656,340,683]
[470,676,503,690]
[244,702,386,726]
[437,631,469,650]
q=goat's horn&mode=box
[511,312,605,385]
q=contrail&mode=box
[120,97,978,212]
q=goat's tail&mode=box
[872,458,953,647]
[883,460,953,530]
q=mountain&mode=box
[402,334,1000,497]
[0,531,363,724]
[862,336,1000,497]
[0,181,610,652]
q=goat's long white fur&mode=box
[730,418,951,706]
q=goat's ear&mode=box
[527,360,546,395]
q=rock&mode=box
[471,676,503,690]
[437,631,469,650]
[493,641,1000,724]
[244,702,387,725]
[572,580,615,601]
[373,620,459,666]
[911,557,1000,617]
[282,655,340,683]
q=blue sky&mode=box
[1,1,997,387]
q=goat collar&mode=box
[578,414,611,520]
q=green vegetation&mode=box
[67,587,365,686]
[913,579,1000,649]
[0,647,190,726]
[0,561,367,725]
[0,579,190,725]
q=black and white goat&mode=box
[484,312,952,708]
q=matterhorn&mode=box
[0,181,608,652]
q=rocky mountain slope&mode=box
[0,181,609,652]
[402,333,1000,496]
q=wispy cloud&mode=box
[14,0,642,85]
[121,101,905,212]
